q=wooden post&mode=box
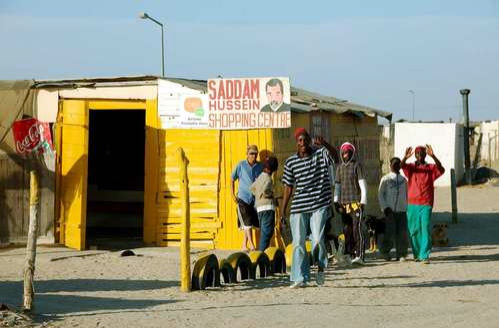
[178,148,191,292]
[23,169,40,312]
[450,168,458,224]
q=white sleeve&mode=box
[359,179,368,205]
[334,182,341,203]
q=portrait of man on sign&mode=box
[260,78,291,113]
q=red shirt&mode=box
[402,162,444,206]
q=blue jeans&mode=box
[258,210,275,251]
[290,206,330,283]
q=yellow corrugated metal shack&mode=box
[11,76,391,251]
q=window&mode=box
[310,112,330,139]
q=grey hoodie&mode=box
[378,172,408,212]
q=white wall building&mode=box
[477,121,499,167]
[394,123,464,187]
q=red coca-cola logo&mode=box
[12,118,53,155]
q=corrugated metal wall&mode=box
[329,113,381,214]
[272,112,381,216]
[0,155,55,245]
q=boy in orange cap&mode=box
[401,145,444,264]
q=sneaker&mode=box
[378,253,390,261]
[345,254,352,264]
[398,257,407,262]
[316,271,325,286]
[421,259,430,265]
[289,281,306,289]
[336,255,352,267]
[352,257,366,265]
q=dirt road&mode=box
[1,183,499,328]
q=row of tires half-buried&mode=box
[191,247,287,290]
[192,242,316,290]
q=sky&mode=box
[1,0,498,122]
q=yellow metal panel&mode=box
[59,100,88,250]
[87,100,148,110]
[159,182,217,194]
[159,225,218,234]
[156,128,221,246]
[159,232,216,240]
[157,203,217,217]
[159,221,221,228]
[216,128,274,250]
[144,99,160,244]
[159,240,215,249]
[157,190,216,203]
[54,105,63,243]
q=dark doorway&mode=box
[86,110,145,249]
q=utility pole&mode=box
[460,89,471,185]
[408,90,415,121]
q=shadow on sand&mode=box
[336,279,499,289]
[432,212,499,247]
[0,279,179,321]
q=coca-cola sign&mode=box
[12,118,54,155]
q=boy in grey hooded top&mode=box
[378,157,408,261]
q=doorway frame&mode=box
[56,99,159,250]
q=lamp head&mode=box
[139,12,149,19]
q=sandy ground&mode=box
[1,183,499,328]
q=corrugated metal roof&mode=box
[165,78,392,121]
[30,75,392,121]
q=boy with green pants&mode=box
[401,145,445,264]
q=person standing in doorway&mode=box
[281,128,338,288]
[378,157,409,261]
[231,145,263,251]
[401,145,445,264]
[334,142,368,265]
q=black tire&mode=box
[264,247,286,274]
[226,252,253,282]
[191,254,221,290]
[249,251,271,279]
[219,259,236,284]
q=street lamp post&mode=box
[408,90,415,121]
[139,12,165,77]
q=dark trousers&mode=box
[258,210,275,251]
[380,211,408,258]
[341,209,366,260]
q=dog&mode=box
[432,223,449,247]
[365,215,386,252]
